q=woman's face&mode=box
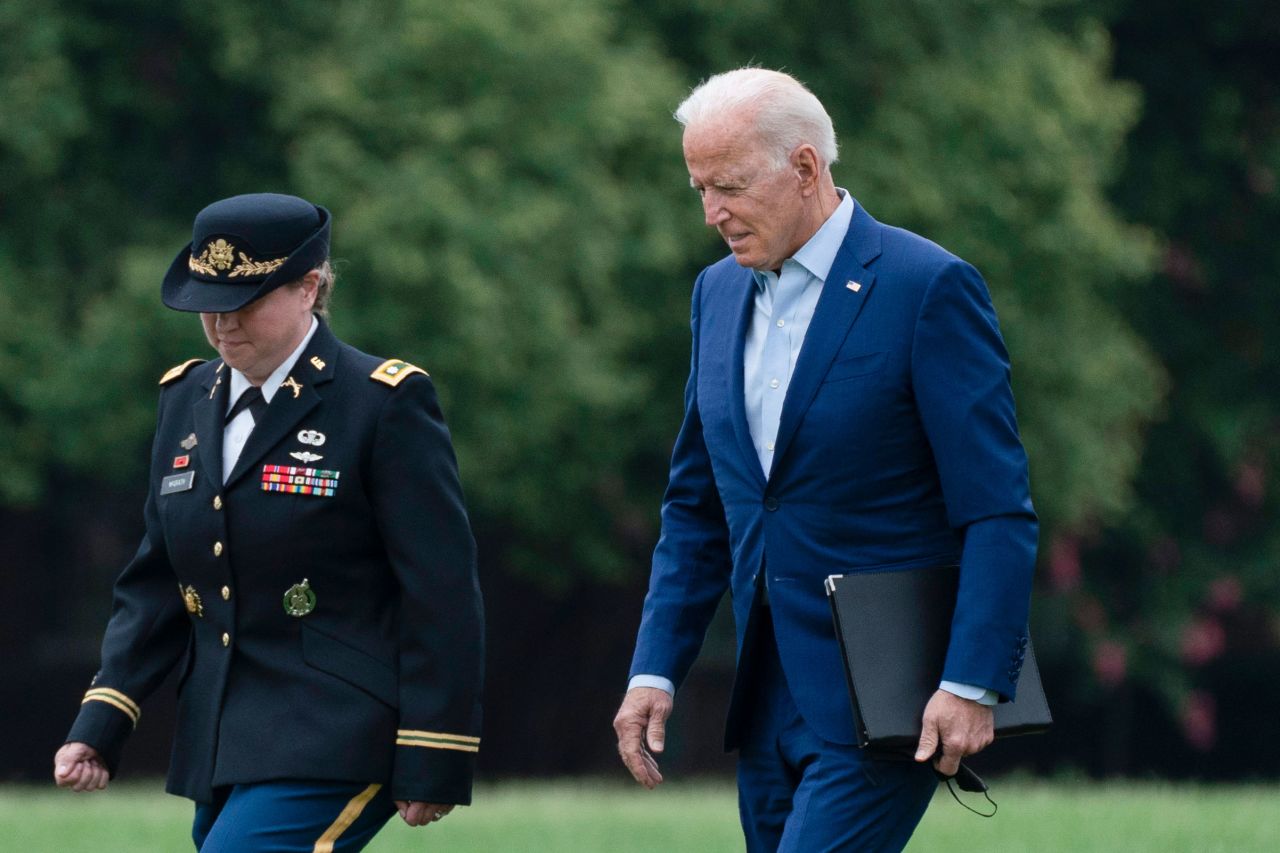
[200,276,317,384]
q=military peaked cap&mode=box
[162,193,330,313]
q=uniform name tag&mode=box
[160,471,196,495]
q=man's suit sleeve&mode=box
[628,271,734,689]
[65,390,191,775]
[369,376,483,805]
[911,260,1038,700]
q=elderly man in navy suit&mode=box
[614,69,1037,851]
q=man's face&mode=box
[200,282,315,384]
[683,117,808,271]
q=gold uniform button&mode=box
[213,541,223,557]
[222,633,230,647]
[213,496,223,510]
[221,586,231,601]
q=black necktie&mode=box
[225,386,267,425]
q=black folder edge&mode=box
[824,571,1052,752]
[825,573,875,747]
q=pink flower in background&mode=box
[1207,576,1244,613]
[1048,537,1081,592]
[1180,618,1227,666]
[1148,536,1181,573]
[1092,641,1128,687]
[1234,463,1265,509]
[1181,691,1216,751]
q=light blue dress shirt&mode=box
[743,191,853,476]
[632,191,994,706]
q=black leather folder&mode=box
[825,565,1051,750]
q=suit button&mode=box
[221,586,231,601]
[213,541,223,557]
[764,497,779,511]
[213,496,223,510]
[221,633,230,647]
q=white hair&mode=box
[675,68,839,171]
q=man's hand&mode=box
[613,687,673,789]
[913,689,994,777]
[394,801,454,827]
[53,742,109,793]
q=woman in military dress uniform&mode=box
[53,193,484,852]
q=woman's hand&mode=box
[53,742,110,792]
[394,800,454,827]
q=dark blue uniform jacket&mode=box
[67,320,483,805]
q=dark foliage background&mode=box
[2,0,1276,781]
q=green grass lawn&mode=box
[1,779,1277,852]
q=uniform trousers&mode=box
[737,608,937,853]
[192,779,396,852]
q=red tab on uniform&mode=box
[173,455,190,469]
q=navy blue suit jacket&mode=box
[629,200,1038,747]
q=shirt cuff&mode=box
[939,680,998,706]
[628,675,675,696]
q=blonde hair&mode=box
[288,260,336,319]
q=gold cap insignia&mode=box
[283,579,316,617]
[188,238,287,280]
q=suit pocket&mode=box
[822,351,886,384]
[301,623,399,709]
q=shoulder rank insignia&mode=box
[371,359,428,387]
[159,358,207,386]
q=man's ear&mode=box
[792,144,822,196]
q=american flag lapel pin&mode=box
[846,280,862,293]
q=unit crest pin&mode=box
[180,584,204,617]
[283,579,316,617]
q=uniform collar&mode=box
[227,315,319,409]
[752,189,854,290]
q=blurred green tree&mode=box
[1,0,701,585]
[1033,0,1280,754]
[3,2,1162,590]
[632,0,1165,536]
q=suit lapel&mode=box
[223,321,340,489]
[722,268,767,489]
[193,363,228,490]
[771,204,883,469]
